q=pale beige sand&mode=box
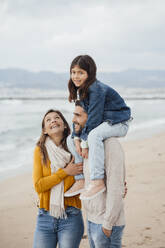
[121,132,165,248]
[0,132,165,248]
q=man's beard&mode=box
[74,123,83,135]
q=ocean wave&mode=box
[1,96,165,101]
[1,87,165,100]
[0,145,33,174]
[0,124,37,135]
[130,118,165,132]
[0,99,23,105]
[0,163,23,173]
[0,143,16,151]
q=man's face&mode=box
[72,106,88,134]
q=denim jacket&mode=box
[73,80,131,141]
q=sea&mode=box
[0,86,165,180]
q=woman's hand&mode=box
[63,157,83,176]
[81,148,88,159]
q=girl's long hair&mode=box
[68,55,97,102]
[36,109,70,165]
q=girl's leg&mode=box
[33,208,57,248]
[58,207,84,248]
[80,122,128,200]
[67,135,83,166]
[64,135,84,197]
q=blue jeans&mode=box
[67,135,84,180]
[33,207,84,248]
[88,121,128,179]
[87,220,125,248]
[68,121,128,180]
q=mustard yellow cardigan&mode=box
[33,146,81,211]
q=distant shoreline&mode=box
[1,97,165,100]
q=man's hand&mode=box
[102,227,112,237]
[81,148,88,159]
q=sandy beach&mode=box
[0,132,165,248]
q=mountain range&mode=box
[0,68,165,89]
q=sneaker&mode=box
[80,182,106,200]
[64,179,85,197]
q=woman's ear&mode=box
[43,128,47,134]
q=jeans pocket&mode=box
[66,206,81,216]
[100,225,110,240]
[111,225,125,241]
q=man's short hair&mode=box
[75,100,87,114]
[75,100,84,109]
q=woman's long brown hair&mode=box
[36,109,70,165]
[68,55,97,102]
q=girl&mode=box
[65,55,131,200]
[33,109,84,248]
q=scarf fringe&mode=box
[45,137,70,220]
[50,204,67,219]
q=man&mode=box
[67,101,126,248]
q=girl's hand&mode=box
[74,139,82,156]
[81,148,88,159]
[63,157,83,176]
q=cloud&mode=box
[0,0,164,71]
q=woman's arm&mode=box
[33,147,83,194]
[33,146,68,194]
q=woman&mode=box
[33,109,84,248]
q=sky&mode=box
[0,0,164,72]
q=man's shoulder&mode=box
[104,137,123,150]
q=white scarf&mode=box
[45,136,71,218]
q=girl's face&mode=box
[71,65,88,87]
[44,112,65,137]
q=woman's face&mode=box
[44,112,65,137]
[71,65,88,87]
